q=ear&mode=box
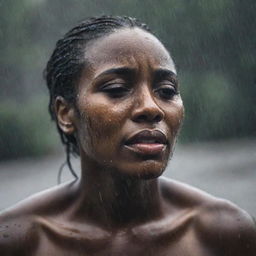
[55,96,76,135]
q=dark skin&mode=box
[0,28,255,256]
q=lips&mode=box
[124,130,167,155]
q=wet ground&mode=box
[0,139,255,217]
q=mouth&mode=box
[124,129,168,155]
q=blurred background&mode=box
[0,0,255,216]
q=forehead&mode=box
[84,28,176,75]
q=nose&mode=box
[131,87,164,123]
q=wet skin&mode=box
[73,27,183,179]
[0,28,256,256]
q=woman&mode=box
[0,16,255,256]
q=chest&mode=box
[33,228,216,256]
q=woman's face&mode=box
[74,28,184,179]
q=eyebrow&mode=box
[95,67,136,79]
[154,69,177,79]
[94,67,178,84]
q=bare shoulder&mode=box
[0,181,76,255]
[0,208,39,255]
[160,176,219,207]
[159,177,256,255]
[196,197,256,255]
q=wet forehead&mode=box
[84,28,176,76]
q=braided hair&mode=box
[44,15,151,180]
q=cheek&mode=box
[88,104,124,136]
[77,98,129,155]
[165,98,184,137]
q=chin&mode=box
[117,159,167,180]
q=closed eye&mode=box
[155,85,178,100]
[101,83,130,98]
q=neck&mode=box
[70,157,163,229]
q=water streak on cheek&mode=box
[78,112,95,155]
[83,109,122,154]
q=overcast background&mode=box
[0,0,255,217]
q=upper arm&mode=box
[196,199,256,256]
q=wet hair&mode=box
[44,15,151,180]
